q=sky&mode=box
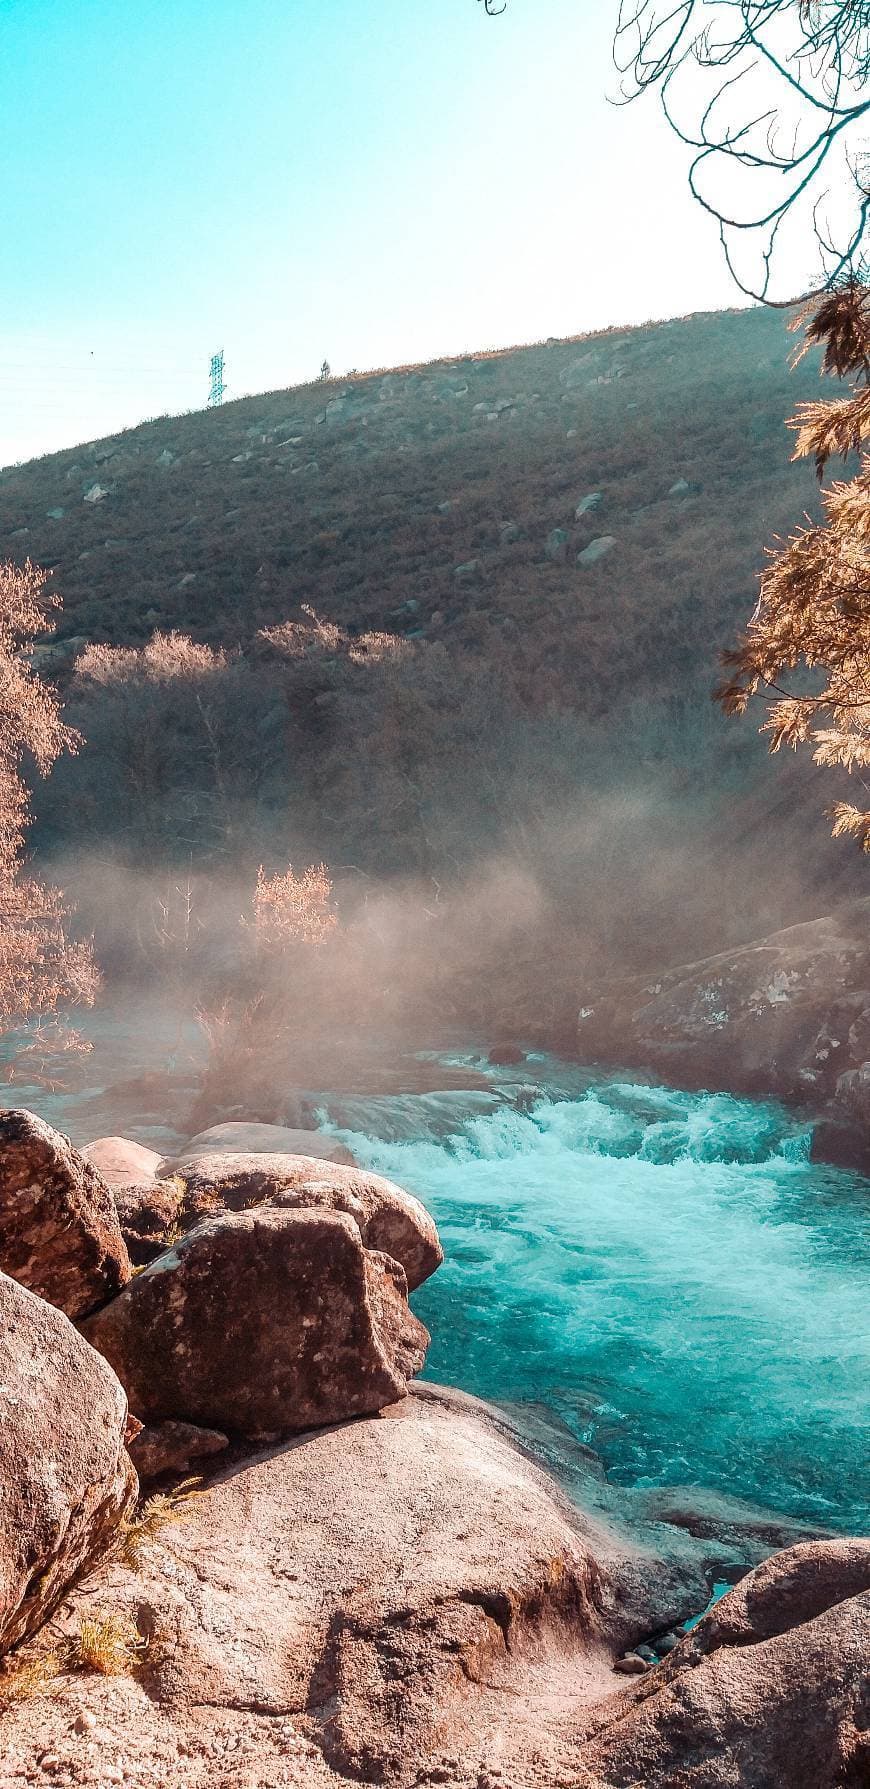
[0,0,801,467]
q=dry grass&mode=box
[0,1645,63,1710]
[73,1613,147,1676]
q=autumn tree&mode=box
[606,4,870,840]
[0,561,97,1049]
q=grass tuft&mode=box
[0,1647,63,1709]
[74,1614,147,1677]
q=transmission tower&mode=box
[208,349,225,408]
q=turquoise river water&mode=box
[324,1060,870,1533]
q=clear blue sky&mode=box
[0,0,774,466]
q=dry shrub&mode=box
[0,560,98,1056]
[113,1480,203,1572]
[253,862,337,947]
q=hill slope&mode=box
[2,305,864,1033]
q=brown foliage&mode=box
[0,560,97,1030]
[718,279,870,847]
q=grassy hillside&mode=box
[2,304,864,1038]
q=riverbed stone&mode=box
[82,1205,430,1437]
[82,1135,163,1190]
[166,1119,354,1164]
[0,1109,131,1318]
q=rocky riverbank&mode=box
[0,1106,866,1786]
[576,894,870,1173]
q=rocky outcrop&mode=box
[137,1151,442,1287]
[574,1538,870,1786]
[0,1387,620,1784]
[82,1206,430,1437]
[2,1390,863,1788]
[0,1110,131,1318]
[0,1270,136,1656]
[577,896,870,1163]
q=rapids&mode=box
[323,1061,870,1532]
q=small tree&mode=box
[0,561,97,1055]
[318,359,332,382]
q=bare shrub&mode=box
[0,561,98,1059]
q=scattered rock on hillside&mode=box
[82,1206,430,1437]
[129,1418,229,1482]
[0,1110,131,1319]
[0,1270,136,1655]
[576,491,603,518]
[82,483,108,504]
[544,526,570,562]
[454,557,482,585]
[147,1152,442,1288]
[498,519,522,543]
[668,477,702,496]
[577,535,616,566]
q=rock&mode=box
[113,1178,184,1266]
[10,1385,617,1781]
[613,1652,649,1674]
[576,1538,870,1786]
[810,1115,870,1171]
[454,558,482,585]
[155,449,175,467]
[129,1419,229,1481]
[46,507,65,519]
[82,1205,431,1437]
[667,477,702,496]
[150,1153,441,1289]
[81,1135,163,1191]
[0,1110,131,1319]
[488,1042,526,1065]
[498,520,522,544]
[82,483,107,504]
[577,899,870,1108]
[0,1270,136,1655]
[577,535,616,565]
[544,526,570,562]
[575,491,603,518]
[167,1119,354,1164]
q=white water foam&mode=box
[326,1076,870,1529]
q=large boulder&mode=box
[0,1269,136,1655]
[166,1119,355,1164]
[82,1206,430,1438]
[576,897,870,1110]
[0,1109,131,1318]
[0,1386,620,1782]
[574,1538,870,1786]
[0,1388,858,1786]
[141,1152,442,1288]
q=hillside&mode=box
[1,304,864,1036]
